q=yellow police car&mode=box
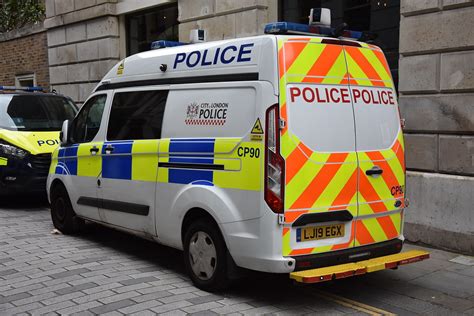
[0,86,77,195]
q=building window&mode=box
[279,0,400,89]
[15,74,36,87]
[126,3,179,56]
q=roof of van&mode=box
[94,34,374,94]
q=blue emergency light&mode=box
[264,22,369,41]
[0,86,44,92]
[151,40,188,50]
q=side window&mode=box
[107,90,168,141]
[71,95,106,143]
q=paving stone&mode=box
[159,309,187,316]
[73,290,117,304]
[411,270,474,298]
[212,303,254,314]
[11,291,56,307]
[0,269,18,276]
[54,282,98,295]
[57,301,103,315]
[99,290,141,304]
[159,292,198,304]
[0,292,31,304]
[182,301,223,313]
[119,276,158,286]
[30,300,76,315]
[49,268,90,279]
[151,300,194,314]
[189,311,220,316]
[89,299,135,314]
[188,294,223,305]
[129,310,157,316]
[132,290,174,303]
[1,302,44,315]
[118,299,163,314]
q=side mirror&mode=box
[60,120,69,146]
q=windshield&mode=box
[0,95,77,131]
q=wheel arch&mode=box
[181,207,220,247]
[49,178,66,199]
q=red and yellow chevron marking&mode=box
[344,46,394,88]
[277,37,404,257]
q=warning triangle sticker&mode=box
[251,118,264,134]
[117,62,124,75]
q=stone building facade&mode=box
[43,0,277,104]
[44,0,120,103]
[398,0,474,253]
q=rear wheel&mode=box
[50,184,84,234]
[184,219,230,291]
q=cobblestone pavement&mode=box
[0,198,473,315]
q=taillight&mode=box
[265,104,284,213]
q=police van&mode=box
[0,87,77,195]
[47,14,429,290]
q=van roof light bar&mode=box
[0,86,44,92]
[151,40,188,50]
[264,22,376,42]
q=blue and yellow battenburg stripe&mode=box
[50,138,262,191]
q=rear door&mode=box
[343,44,405,248]
[279,37,358,257]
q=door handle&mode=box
[104,144,114,154]
[366,166,383,177]
[90,146,99,155]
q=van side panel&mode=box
[155,83,267,249]
[344,44,405,247]
[278,38,358,257]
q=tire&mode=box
[50,184,84,234]
[183,219,230,292]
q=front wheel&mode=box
[50,184,84,234]
[183,219,230,292]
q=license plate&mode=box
[297,224,345,242]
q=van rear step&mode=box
[290,250,429,284]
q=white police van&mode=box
[48,15,429,291]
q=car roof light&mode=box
[264,21,372,42]
[0,86,44,92]
[151,40,188,50]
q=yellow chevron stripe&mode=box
[381,149,405,185]
[280,133,299,159]
[357,196,389,242]
[358,48,393,87]
[285,152,331,209]
[286,42,326,78]
[310,156,357,209]
[345,53,374,87]
[359,153,396,202]
[321,51,348,84]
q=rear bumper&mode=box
[292,239,403,271]
[0,154,51,195]
[290,249,430,284]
